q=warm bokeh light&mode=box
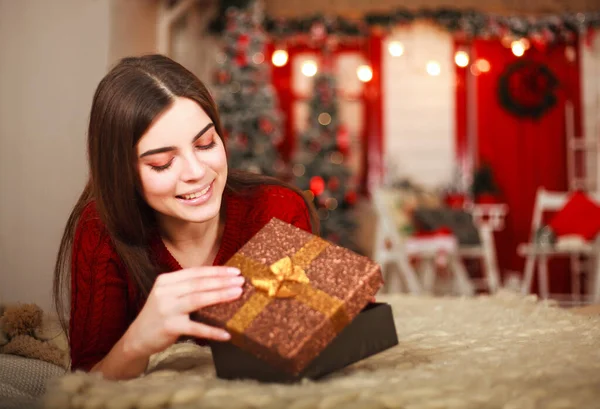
[454,51,470,67]
[388,41,404,57]
[318,112,332,126]
[426,61,441,76]
[476,59,491,73]
[301,60,318,77]
[511,41,525,57]
[271,49,288,67]
[357,65,373,82]
[252,52,264,65]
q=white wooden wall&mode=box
[382,23,456,189]
[581,32,600,191]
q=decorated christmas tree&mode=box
[293,73,359,250]
[212,0,285,176]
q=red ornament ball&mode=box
[345,190,358,205]
[310,176,325,196]
[259,118,274,134]
[217,70,229,84]
[328,177,340,191]
[235,52,248,67]
[238,34,250,47]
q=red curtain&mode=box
[457,39,582,293]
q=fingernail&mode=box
[220,331,231,340]
[227,267,241,275]
[228,287,243,296]
[232,276,245,285]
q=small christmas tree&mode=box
[212,0,285,176]
[293,73,359,250]
[471,163,500,202]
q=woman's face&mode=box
[136,97,228,225]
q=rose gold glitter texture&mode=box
[192,218,383,374]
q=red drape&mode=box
[363,33,384,194]
[457,39,582,293]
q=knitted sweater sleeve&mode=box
[253,185,313,234]
[69,204,131,371]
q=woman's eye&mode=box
[150,160,173,172]
[195,140,217,150]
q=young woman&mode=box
[52,54,318,380]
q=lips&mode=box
[177,183,212,200]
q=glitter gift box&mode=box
[191,218,398,382]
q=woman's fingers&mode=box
[159,275,245,297]
[157,266,241,285]
[163,316,231,341]
[181,320,231,341]
[177,286,243,313]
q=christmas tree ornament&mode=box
[310,176,325,196]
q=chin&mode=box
[175,195,222,223]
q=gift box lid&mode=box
[192,217,383,375]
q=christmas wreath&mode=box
[497,60,559,120]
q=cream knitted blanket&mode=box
[44,292,600,409]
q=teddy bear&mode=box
[0,303,68,368]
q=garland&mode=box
[208,2,600,45]
[497,60,559,120]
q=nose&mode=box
[180,152,207,182]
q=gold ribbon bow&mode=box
[225,235,350,335]
[252,256,310,298]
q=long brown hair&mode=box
[53,54,318,338]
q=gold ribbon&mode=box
[252,256,309,298]
[224,236,349,335]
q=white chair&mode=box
[519,188,600,303]
[458,203,508,294]
[372,187,422,295]
[403,233,475,296]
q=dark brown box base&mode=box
[208,302,398,383]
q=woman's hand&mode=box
[122,266,244,359]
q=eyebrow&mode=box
[139,123,215,158]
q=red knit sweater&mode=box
[69,185,312,371]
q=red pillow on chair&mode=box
[548,191,600,240]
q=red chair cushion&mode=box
[548,191,600,241]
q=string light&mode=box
[301,60,318,77]
[511,41,525,57]
[501,36,513,48]
[272,49,288,67]
[426,61,441,76]
[357,65,373,82]
[388,41,404,57]
[454,51,469,67]
[476,59,491,73]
